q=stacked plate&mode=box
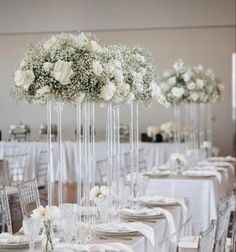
[143,170,170,178]
[0,233,29,249]
[95,223,139,237]
[120,208,164,221]
[139,196,179,207]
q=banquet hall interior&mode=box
[0,0,235,252]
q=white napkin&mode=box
[55,242,133,252]
[95,222,155,247]
[154,207,177,242]
[0,233,27,244]
[190,166,228,180]
[183,170,222,183]
[120,207,161,217]
[150,168,170,175]
[208,156,236,163]
[178,235,199,249]
[198,160,234,174]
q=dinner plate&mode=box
[120,208,164,219]
[95,225,139,237]
[142,172,170,178]
[139,198,178,207]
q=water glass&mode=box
[61,216,76,242]
[23,217,41,251]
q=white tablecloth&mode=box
[1,141,185,182]
[145,166,235,235]
[1,204,191,252]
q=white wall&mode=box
[0,0,235,155]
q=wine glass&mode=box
[23,217,41,251]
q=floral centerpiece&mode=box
[169,153,187,175]
[90,185,110,223]
[159,59,224,105]
[12,32,166,107]
[31,205,60,251]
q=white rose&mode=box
[74,92,85,103]
[183,71,192,82]
[43,36,56,50]
[160,82,169,92]
[140,67,146,76]
[187,82,196,90]
[53,60,73,84]
[171,87,185,98]
[86,40,103,53]
[150,82,161,98]
[119,83,130,96]
[36,86,50,98]
[100,186,109,196]
[133,72,143,84]
[158,95,170,108]
[14,69,35,90]
[163,70,172,78]
[218,83,225,91]
[135,82,144,93]
[173,59,184,73]
[92,61,103,76]
[114,69,124,83]
[100,81,116,101]
[135,54,145,64]
[126,92,135,104]
[189,92,199,102]
[75,32,88,47]
[43,62,54,72]
[45,206,60,220]
[113,60,122,69]
[31,205,45,219]
[196,79,205,89]
[90,186,100,200]
[170,153,186,165]
[168,76,176,85]
[20,60,26,68]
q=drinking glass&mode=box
[23,217,41,251]
[61,216,76,243]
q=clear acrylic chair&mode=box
[214,196,232,252]
[0,186,12,233]
[4,152,28,186]
[37,150,48,188]
[178,219,216,252]
[18,178,40,217]
[96,159,108,185]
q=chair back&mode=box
[0,186,12,233]
[96,159,108,185]
[198,219,216,252]
[214,194,232,252]
[18,178,40,217]
[9,124,30,142]
[37,150,48,188]
[4,152,28,185]
[119,124,129,143]
[0,160,10,186]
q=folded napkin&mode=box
[190,166,228,179]
[183,170,222,183]
[55,242,133,252]
[95,222,155,247]
[154,207,177,242]
[0,233,27,244]
[208,156,236,163]
[120,207,162,217]
[150,168,170,175]
[198,161,234,173]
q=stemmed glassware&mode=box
[23,217,41,252]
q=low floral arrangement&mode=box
[12,32,166,106]
[89,185,110,200]
[31,205,60,251]
[169,153,187,167]
[159,59,224,105]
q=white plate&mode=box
[95,225,139,236]
[139,200,178,207]
[143,172,170,178]
[120,208,164,219]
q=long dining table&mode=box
[2,203,191,252]
[145,164,235,234]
